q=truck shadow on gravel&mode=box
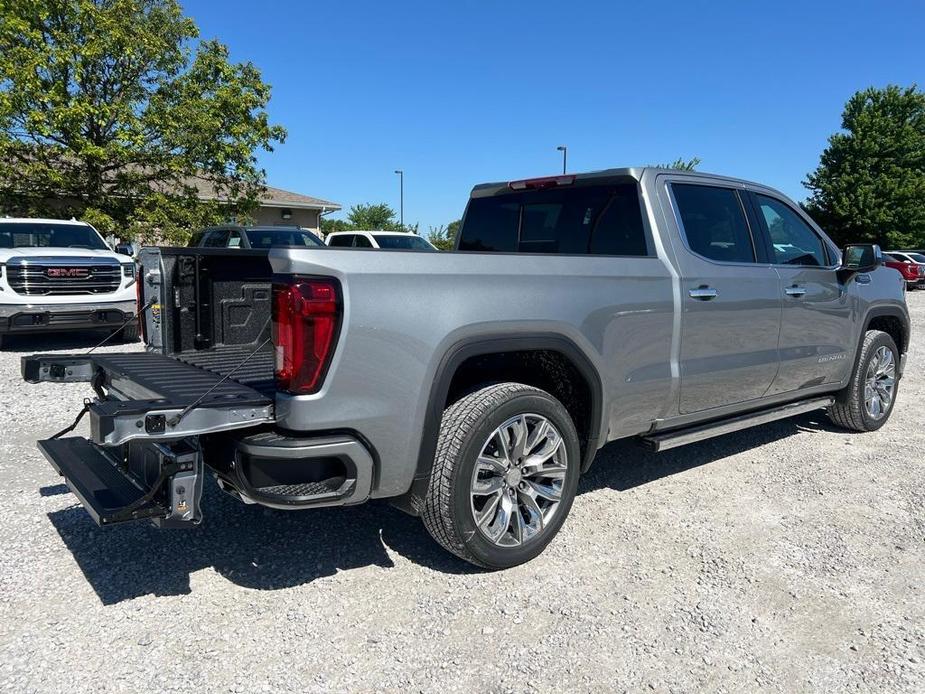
[45,412,843,604]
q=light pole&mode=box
[394,169,404,230]
[556,145,567,174]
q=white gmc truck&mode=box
[0,218,139,348]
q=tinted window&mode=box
[327,234,354,247]
[756,195,827,266]
[245,228,323,248]
[372,234,434,250]
[354,235,373,248]
[227,231,243,248]
[906,252,925,263]
[458,183,648,255]
[203,230,229,247]
[0,223,108,250]
[672,184,755,263]
[458,197,520,252]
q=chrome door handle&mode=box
[784,286,807,297]
[688,287,718,300]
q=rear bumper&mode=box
[0,299,137,334]
[218,431,375,509]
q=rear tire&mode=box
[118,321,139,343]
[422,382,581,569]
[828,330,899,432]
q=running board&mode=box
[641,396,835,452]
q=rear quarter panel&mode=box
[269,248,675,497]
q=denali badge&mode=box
[46,267,90,278]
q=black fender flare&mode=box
[393,334,605,516]
[857,305,910,373]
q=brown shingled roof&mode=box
[186,175,341,211]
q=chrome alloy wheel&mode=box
[469,413,568,547]
[864,345,896,420]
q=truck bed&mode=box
[138,246,275,395]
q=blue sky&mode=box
[185,0,924,232]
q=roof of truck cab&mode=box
[469,167,762,197]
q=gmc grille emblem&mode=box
[46,267,90,278]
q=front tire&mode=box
[422,382,581,569]
[828,330,899,432]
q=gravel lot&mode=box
[1,295,923,693]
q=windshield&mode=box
[0,223,108,250]
[372,234,434,250]
[244,228,323,248]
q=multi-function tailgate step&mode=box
[23,352,274,445]
[39,436,204,527]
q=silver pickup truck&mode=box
[24,168,910,568]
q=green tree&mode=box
[346,202,401,230]
[657,157,701,171]
[319,217,351,233]
[804,85,925,248]
[427,224,455,251]
[0,0,286,243]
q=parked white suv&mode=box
[325,230,437,250]
[0,218,138,348]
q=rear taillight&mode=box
[136,267,147,343]
[272,278,341,394]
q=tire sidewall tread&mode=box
[422,382,580,569]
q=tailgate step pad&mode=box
[38,437,167,525]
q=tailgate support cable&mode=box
[168,318,272,428]
[51,398,92,440]
[85,298,156,355]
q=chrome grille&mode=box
[7,257,122,296]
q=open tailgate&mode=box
[23,351,274,445]
[23,351,274,528]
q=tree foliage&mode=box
[657,157,701,171]
[321,202,420,234]
[0,0,286,242]
[347,202,401,230]
[427,223,456,251]
[804,85,925,248]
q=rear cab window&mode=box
[457,181,650,256]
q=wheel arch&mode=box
[861,305,909,372]
[394,334,605,516]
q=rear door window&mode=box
[353,235,373,248]
[328,234,354,247]
[458,183,648,255]
[671,184,756,263]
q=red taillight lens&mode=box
[508,175,575,190]
[272,278,341,394]
[136,266,147,343]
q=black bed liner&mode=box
[175,344,275,397]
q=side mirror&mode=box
[839,243,882,276]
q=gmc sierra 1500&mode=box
[23,168,910,568]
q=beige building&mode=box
[248,185,341,230]
[190,177,340,231]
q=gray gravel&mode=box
[1,297,923,693]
